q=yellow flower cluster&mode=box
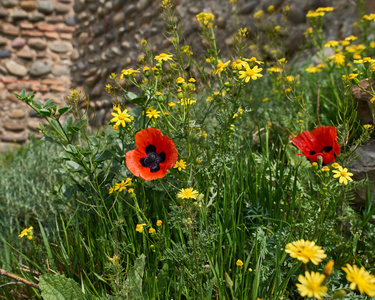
[196,12,215,27]
[136,220,163,234]
[19,227,33,240]
[109,178,132,194]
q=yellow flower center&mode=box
[160,53,166,57]
[118,113,125,120]
[340,171,346,177]
[246,69,255,77]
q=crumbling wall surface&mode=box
[1,0,373,149]
[0,0,75,148]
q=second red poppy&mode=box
[292,126,340,165]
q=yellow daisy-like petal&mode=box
[177,188,199,200]
[296,271,328,300]
[238,64,263,83]
[332,166,353,185]
[285,239,326,265]
[342,264,375,297]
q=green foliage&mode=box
[39,274,89,300]
[2,2,375,300]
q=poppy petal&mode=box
[293,126,340,164]
[292,131,318,155]
[311,126,340,155]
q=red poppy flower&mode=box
[126,128,178,181]
[292,126,340,165]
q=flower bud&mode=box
[317,156,323,167]
[332,289,347,299]
[324,260,334,277]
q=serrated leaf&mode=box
[39,274,87,300]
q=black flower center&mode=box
[309,146,333,156]
[140,145,166,173]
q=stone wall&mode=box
[0,0,373,149]
[0,0,75,147]
[68,0,360,125]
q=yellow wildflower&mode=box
[155,53,173,61]
[332,166,353,185]
[177,188,199,200]
[136,224,146,233]
[285,239,327,265]
[174,159,187,171]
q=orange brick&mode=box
[37,24,55,32]
[20,23,34,29]
[21,30,44,37]
[56,26,75,33]
[44,32,59,39]
[60,33,72,40]
[41,79,65,85]
[50,85,66,92]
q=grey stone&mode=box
[8,109,27,119]
[30,60,51,76]
[49,41,71,53]
[4,121,25,132]
[46,15,63,23]
[350,139,375,206]
[1,135,27,144]
[20,0,38,11]
[70,49,79,60]
[5,60,28,77]
[11,37,26,48]
[125,4,136,15]
[0,36,7,46]
[29,38,47,50]
[352,80,375,124]
[2,0,18,8]
[114,0,128,10]
[27,119,42,132]
[85,75,99,88]
[91,83,102,97]
[12,9,28,20]
[262,0,284,11]
[288,5,305,24]
[113,11,124,27]
[29,11,45,22]
[0,50,12,58]
[73,0,85,12]
[0,7,9,17]
[88,3,98,12]
[37,0,54,14]
[239,1,257,14]
[64,15,77,26]
[137,0,149,11]
[103,1,113,14]
[140,11,155,25]
[217,16,226,29]
[52,65,70,76]
[54,3,70,14]
[188,7,200,15]
[16,46,35,60]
